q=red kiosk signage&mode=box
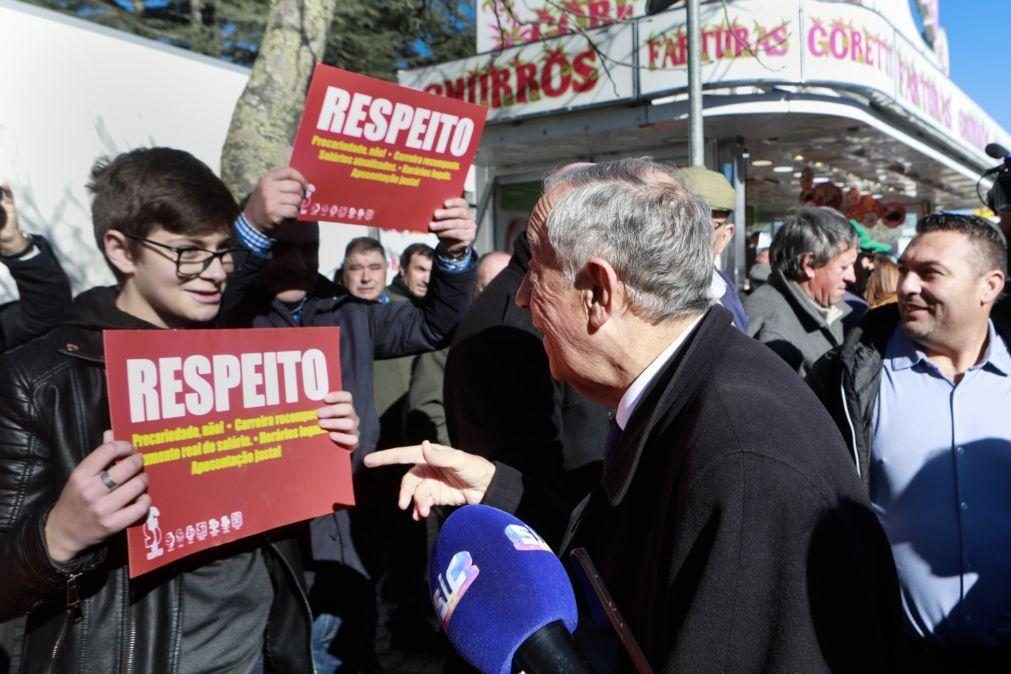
[289,64,488,232]
[104,327,353,577]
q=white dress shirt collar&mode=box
[615,314,705,430]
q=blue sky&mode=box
[929,1,1011,133]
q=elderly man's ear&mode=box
[582,258,620,331]
[801,252,817,280]
[714,222,735,255]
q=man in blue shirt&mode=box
[809,213,1011,671]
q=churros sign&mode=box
[104,327,353,577]
[289,65,488,233]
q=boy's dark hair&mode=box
[87,147,238,278]
[916,212,1007,276]
[343,237,385,260]
[399,243,435,272]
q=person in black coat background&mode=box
[443,231,608,508]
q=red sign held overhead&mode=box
[289,65,488,233]
[104,327,353,577]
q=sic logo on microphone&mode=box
[433,551,480,627]
[505,523,552,552]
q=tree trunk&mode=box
[220,0,337,199]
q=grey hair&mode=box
[544,169,714,323]
[770,207,859,280]
[543,157,673,194]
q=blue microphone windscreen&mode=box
[429,505,578,674]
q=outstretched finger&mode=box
[363,445,426,468]
[419,440,467,469]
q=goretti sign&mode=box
[402,0,1010,164]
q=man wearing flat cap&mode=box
[677,166,748,331]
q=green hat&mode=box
[676,166,736,212]
[849,220,892,254]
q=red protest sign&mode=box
[104,327,353,577]
[289,64,487,233]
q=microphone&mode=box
[429,504,594,674]
[985,143,1010,160]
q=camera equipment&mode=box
[979,143,1011,213]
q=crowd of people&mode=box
[0,146,1008,674]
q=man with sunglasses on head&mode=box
[0,148,360,673]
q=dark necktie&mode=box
[603,415,622,465]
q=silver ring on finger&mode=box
[99,470,119,491]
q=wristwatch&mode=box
[437,243,471,261]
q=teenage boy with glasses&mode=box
[0,147,358,673]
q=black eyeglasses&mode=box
[124,234,249,276]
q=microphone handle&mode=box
[513,620,595,674]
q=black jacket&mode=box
[223,253,474,472]
[444,233,608,507]
[0,287,313,673]
[222,254,475,571]
[805,304,901,489]
[485,306,903,672]
[0,236,72,351]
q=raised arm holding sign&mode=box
[214,68,485,671]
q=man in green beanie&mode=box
[843,220,893,332]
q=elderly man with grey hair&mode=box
[744,207,859,376]
[366,159,902,672]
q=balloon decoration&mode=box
[797,165,901,228]
[880,201,907,228]
[813,182,843,210]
